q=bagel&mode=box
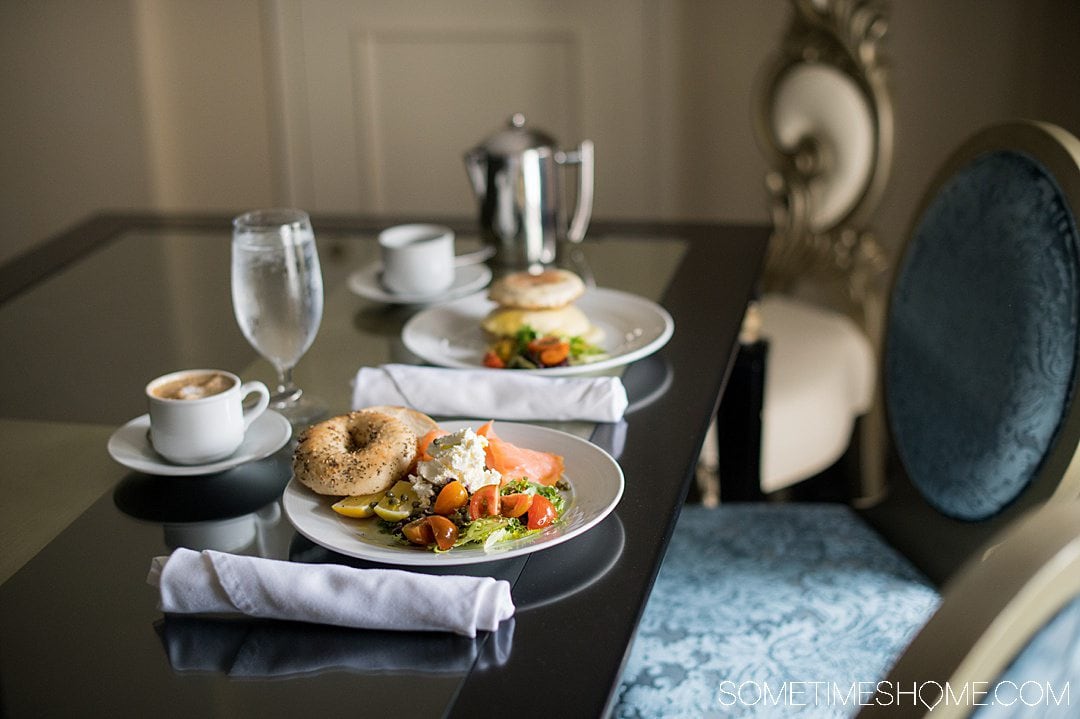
[293,410,419,496]
[487,269,585,310]
[363,405,442,474]
[364,405,440,438]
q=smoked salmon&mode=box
[417,428,449,462]
[477,420,565,486]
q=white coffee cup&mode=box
[146,369,271,465]
[378,223,455,295]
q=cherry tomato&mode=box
[499,492,533,518]
[426,515,459,551]
[526,494,557,530]
[482,351,506,369]
[402,516,459,551]
[526,336,570,367]
[402,517,434,546]
[433,480,468,515]
[468,484,500,520]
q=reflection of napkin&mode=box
[156,616,514,677]
[148,549,514,638]
[352,364,628,422]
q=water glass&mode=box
[231,208,326,426]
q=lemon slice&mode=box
[331,491,384,518]
[374,480,418,522]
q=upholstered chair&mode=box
[704,0,892,503]
[861,501,1080,719]
[615,120,1080,718]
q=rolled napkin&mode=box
[148,548,514,638]
[352,363,628,421]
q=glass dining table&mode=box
[0,213,767,717]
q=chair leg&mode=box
[695,420,721,507]
[852,290,888,508]
[715,339,769,502]
[852,403,888,507]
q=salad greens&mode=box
[484,325,606,369]
[502,477,568,514]
[381,478,568,551]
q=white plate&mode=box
[348,261,492,305]
[400,287,675,376]
[107,410,292,476]
[282,420,624,566]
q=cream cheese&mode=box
[411,428,501,508]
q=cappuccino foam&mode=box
[153,372,233,401]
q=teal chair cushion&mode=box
[885,150,1080,521]
[614,504,940,718]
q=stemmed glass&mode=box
[231,208,326,426]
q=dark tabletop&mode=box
[0,213,767,718]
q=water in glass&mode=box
[231,209,325,425]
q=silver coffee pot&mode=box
[464,113,594,268]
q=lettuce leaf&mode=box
[451,516,535,550]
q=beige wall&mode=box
[0,0,152,263]
[1,0,1078,267]
[0,0,276,266]
[132,0,276,211]
[881,0,1079,251]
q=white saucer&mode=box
[107,410,292,477]
[347,261,492,305]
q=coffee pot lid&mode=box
[474,113,557,156]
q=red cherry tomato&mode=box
[499,492,533,518]
[526,336,571,367]
[468,484,500,520]
[526,494,557,530]
[482,351,506,369]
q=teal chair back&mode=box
[864,121,1080,584]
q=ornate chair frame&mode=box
[709,0,894,503]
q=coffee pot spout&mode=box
[463,149,487,200]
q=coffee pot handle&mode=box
[558,139,594,244]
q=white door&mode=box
[267,0,667,222]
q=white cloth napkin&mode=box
[352,363,628,421]
[148,548,514,638]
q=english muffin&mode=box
[480,269,607,370]
[487,269,586,310]
[481,304,598,340]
